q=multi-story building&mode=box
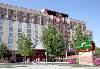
[68,18,94,53]
[0,3,69,62]
[69,18,93,42]
[85,30,93,41]
[64,18,87,55]
[0,3,93,62]
[67,18,86,50]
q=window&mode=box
[35,40,38,45]
[61,29,63,33]
[9,26,13,32]
[48,18,52,22]
[8,38,13,44]
[18,22,22,33]
[41,16,45,25]
[27,29,31,33]
[70,21,73,29]
[0,32,3,37]
[28,34,31,38]
[0,15,5,19]
[25,13,30,23]
[35,35,38,39]
[0,19,3,26]
[9,20,13,32]
[41,20,44,25]
[27,22,31,33]
[18,33,21,38]
[18,22,22,28]
[8,15,12,20]
[34,15,40,24]
[35,30,38,34]
[8,44,13,49]
[0,38,2,43]
[8,9,14,20]
[2,8,7,14]
[35,24,38,29]
[9,33,13,38]
[0,8,2,13]
[9,20,13,26]
[0,26,3,32]
[18,28,22,32]
[26,18,29,23]
[27,23,31,28]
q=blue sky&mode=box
[0,0,100,47]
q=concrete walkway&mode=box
[0,64,100,69]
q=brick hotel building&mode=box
[0,3,93,62]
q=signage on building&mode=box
[77,41,95,52]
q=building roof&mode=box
[45,9,68,17]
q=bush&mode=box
[66,59,76,64]
[93,58,100,66]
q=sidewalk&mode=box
[0,64,100,69]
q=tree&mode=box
[0,43,10,62]
[95,47,100,56]
[17,33,35,62]
[71,25,91,52]
[42,25,65,62]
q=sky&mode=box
[0,0,100,47]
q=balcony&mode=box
[33,15,40,24]
[41,16,47,25]
[0,7,7,15]
[8,9,17,20]
[0,8,7,19]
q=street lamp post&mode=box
[45,52,47,64]
[65,40,67,58]
[65,38,69,58]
